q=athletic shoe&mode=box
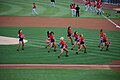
[71,48,73,50]
[76,52,78,55]
[22,48,24,50]
[58,56,60,58]
[17,49,19,51]
[65,55,68,57]
[106,48,109,51]
[84,51,87,53]
[71,43,74,45]
[54,50,56,52]
[48,51,50,53]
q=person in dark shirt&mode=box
[76,5,80,17]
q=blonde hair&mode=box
[60,37,64,40]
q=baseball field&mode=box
[0,0,120,80]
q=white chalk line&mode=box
[0,64,120,69]
[102,14,120,28]
[0,36,28,45]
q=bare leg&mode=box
[66,38,70,44]
[76,45,82,55]
[53,42,56,52]
[83,44,87,53]
[71,41,77,50]
[64,48,68,57]
[48,43,53,53]
[17,42,20,51]
[58,49,64,58]
[22,41,24,50]
[106,45,109,51]
[98,42,101,47]
[70,37,73,45]
[45,43,50,48]
[100,43,105,51]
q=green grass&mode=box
[0,69,120,80]
[0,27,120,64]
[0,0,120,18]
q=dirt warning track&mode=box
[0,64,120,71]
[0,16,120,30]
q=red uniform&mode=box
[103,35,107,42]
[60,40,66,45]
[94,1,97,7]
[70,4,74,9]
[78,37,85,45]
[73,4,76,9]
[33,4,36,9]
[74,34,78,39]
[60,40,66,49]
[80,37,84,42]
[73,34,78,41]
[88,1,92,6]
[103,36,107,40]
[85,1,89,5]
[100,32,104,37]
[50,35,54,39]
[19,32,23,38]
[50,34,55,42]
[97,2,101,8]
[68,29,72,35]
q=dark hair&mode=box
[18,29,22,34]
[50,31,54,35]
[74,31,77,35]
[47,31,50,35]
[100,29,103,32]
[68,26,71,30]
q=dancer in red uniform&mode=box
[48,31,56,53]
[66,26,73,45]
[71,31,79,50]
[17,29,25,51]
[97,1,102,15]
[100,33,111,51]
[32,3,38,15]
[76,34,87,54]
[58,37,68,58]
[93,0,98,12]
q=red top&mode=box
[100,32,104,37]
[94,1,97,7]
[73,4,76,9]
[85,1,89,5]
[19,32,23,38]
[74,34,78,39]
[68,29,72,34]
[50,35,54,39]
[97,2,101,8]
[80,37,84,42]
[60,40,66,45]
[33,4,36,9]
[88,1,92,6]
[70,4,74,9]
[103,35,107,41]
